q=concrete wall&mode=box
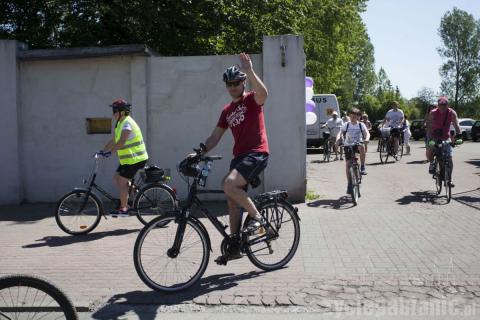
[0,35,306,204]
[0,41,22,204]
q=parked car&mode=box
[370,120,383,139]
[471,120,480,142]
[410,119,426,141]
[450,118,476,140]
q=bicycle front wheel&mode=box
[435,160,442,195]
[245,200,300,271]
[55,190,102,235]
[133,184,178,225]
[0,274,78,320]
[133,216,209,293]
[323,141,331,162]
[444,162,452,203]
[350,166,360,205]
[379,140,388,164]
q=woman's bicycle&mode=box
[133,145,301,293]
[344,142,363,205]
[430,139,462,203]
[55,152,178,235]
[0,274,78,320]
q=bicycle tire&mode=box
[55,190,102,235]
[349,166,359,205]
[133,216,209,293]
[323,140,331,162]
[396,142,404,161]
[379,139,388,164]
[245,199,300,271]
[444,161,452,203]
[0,274,78,320]
[133,183,178,225]
[434,160,442,195]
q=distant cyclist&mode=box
[322,111,344,160]
[425,96,461,186]
[101,99,148,217]
[382,101,404,158]
[342,108,370,193]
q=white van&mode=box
[306,94,340,148]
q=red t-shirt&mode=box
[217,91,269,157]
[430,107,453,140]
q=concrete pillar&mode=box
[130,56,148,144]
[0,40,22,204]
[262,35,306,203]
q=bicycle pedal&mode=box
[214,256,228,266]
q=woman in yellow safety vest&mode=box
[100,99,148,217]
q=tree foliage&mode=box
[438,7,480,110]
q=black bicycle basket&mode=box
[143,166,165,183]
[178,157,200,177]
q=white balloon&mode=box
[306,112,317,125]
[306,87,314,101]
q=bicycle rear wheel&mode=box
[245,200,300,271]
[55,190,102,235]
[0,274,78,320]
[133,216,209,292]
[133,183,177,225]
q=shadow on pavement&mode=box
[91,271,268,320]
[22,228,139,248]
[307,196,354,210]
[465,159,480,168]
[406,160,428,165]
[0,204,54,223]
[452,188,480,211]
[396,191,446,206]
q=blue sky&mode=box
[362,0,480,99]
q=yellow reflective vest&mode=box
[115,116,148,165]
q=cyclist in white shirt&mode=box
[323,111,344,160]
[382,101,404,158]
[341,108,370,193]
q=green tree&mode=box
[438,7,480,110]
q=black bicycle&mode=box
[322,131,333,162]
[344,142,363,205]
[55,152,178,235]
[133,145,301,292]
[0,274,78,320]
[378,127,404,164]
[431,139,462,203]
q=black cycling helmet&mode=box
[223,66,247,82]
[109,99,131,113]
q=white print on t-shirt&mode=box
[226,103,247,128]
[122,121,136,140]
[342,122,367,146]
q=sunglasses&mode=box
[225,81,242,88]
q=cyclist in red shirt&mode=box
[199,53,269,257]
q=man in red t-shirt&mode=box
[200,53,269,255]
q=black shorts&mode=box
[116,160,147,179]
[229,152,269,184]
[343,145,359,160]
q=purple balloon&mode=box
[305,77,314,88]
[305,100,315,113]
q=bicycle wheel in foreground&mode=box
[444,163,452,203]
[0,274,78,320]
[133,216,210,292]
[349,166,360,205]
[379,140,389,164]
[55,191,102,235]
[323,141,331,162]
[133,184,177,225]
[245,200,300,271]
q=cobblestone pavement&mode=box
[1,141,479,317]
